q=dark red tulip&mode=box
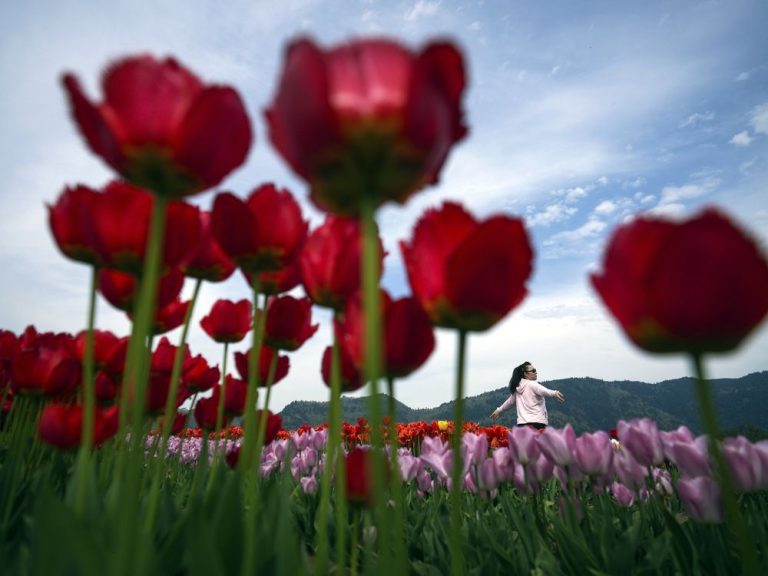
[300,216,383,310]
[134,298,190,336]
[0,330,20,379]
[338,290,435,379]
[12,334,81,397]
[266,37,467,215]
[62,54,252,198]
[48,185,103,266]
[243,257,302,296]
[94,370,119,403]
[156,411,187,435]
[345,447,377,506]
[321,344,365,392]
[99,267,185,312]
[92,181,201,275]
[74,329,124,369]
[264,296,318,351]
[182,212,236,282]
[200,299,252,343]
[591,207,768,354]
[146,370,190,415]
[151,337,190,373]
[38,403,119,450]
[194,388,225,430]
[223,375,247,416]
[211,185,307,274]
[182,355,219,393]
[234,346,289,387]
[401,202,534,332]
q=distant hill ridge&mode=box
[278,371,768,436]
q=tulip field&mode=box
[2,34,768,576]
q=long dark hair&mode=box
[508,361,532,393]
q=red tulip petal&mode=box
[102,55,202,146]
[445,216,533,330]
[174,86,253,187]
[62,74,124,170]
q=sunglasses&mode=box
[525,368,537,373]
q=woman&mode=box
[490,361,564,430]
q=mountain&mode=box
[278,371,768,437]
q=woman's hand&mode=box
[554,391,565,403]
[490,410,500,420]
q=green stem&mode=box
[450,329,468,576]
[315,318,343,574]
[74,265,99,516]
[387,376,407,574]
[360,194,389,565]
[691,353,758,576]
[241,283,265,576]
[112,195,167,576]
[254,343,278,462]
[143,277,201,534]
[205,341,230,497]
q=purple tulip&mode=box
[507,425,540,464]
[537,424,576,468]
[610,482,636,507]
[677,476,723,523]
[617,418,664,467]
[612,447,648,490]
[574,430,613,476]
[666,434,711,478]
[721,436,760,493]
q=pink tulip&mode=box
[616,418,664,467]
[666,435,711,478]
[721,436,761,493]
[612,447,648,490]
[610,482,636,507]
[574,430,613,476]
[507,425,541,465]
[677,476,723,523]
[537,424,576,468]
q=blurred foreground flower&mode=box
[266,37,467,215]
[401,202,534,332]
[591,207,768,353]
[62,54,252,197]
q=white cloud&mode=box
[730,130,753,146]
[680,110,715,128]
[623,177,646,190]
[404,0,440,21]
[526,202,578,227]
[657,177,719,207]
[750,103,768,135]
[594,200,617,215]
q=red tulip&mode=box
[211,184,307,274]
[400,202,534,332]
[74,329,124,369]
[62,54,252,198]
[182,355,220,393]
[151,337,190,373]
[48,185,103,266]
[135,298,190,336]
[234,347,289,387]
[182,212,236,282]
[200,299,252,343]
[223,375,248,416]
[12,334,81,397]
[194,388,225,430]
[263,296,319,351]
[99,267,185,312]
[300,215,383,310]
[321,345,364,392]
[94,371,119,403]
[91,181,201,275]
[146,370,190,415]
[345,447,375,506]
[266,38,468,215]
[0,330,20,376]
[243,258,302,296]
[591,207,768,353]
[338,290,435,379]
[38,403,119,450]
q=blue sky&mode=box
[1,0,766,413]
